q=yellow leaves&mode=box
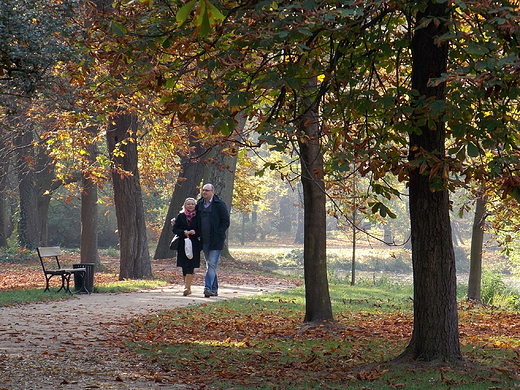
[69,75,85,86]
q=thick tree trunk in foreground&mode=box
[397,1,461,362]
[106,113,152,280]
[468,194,487,301]
[299,78,333,323]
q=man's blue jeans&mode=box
[203,244,221,294]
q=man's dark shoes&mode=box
[204,290,218,297]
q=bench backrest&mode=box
[37,246,62,271]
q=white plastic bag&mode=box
[184,237,193,259]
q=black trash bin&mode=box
[73,263,95,293]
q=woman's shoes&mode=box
[183,274,193,296]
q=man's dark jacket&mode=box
[196,194,230,250]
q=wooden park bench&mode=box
[37,247,87,294]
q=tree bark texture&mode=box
[106,113,152,280]
[153,133,205,260]
[468,194,487,301]
[80,128,100,266]
[298,77,333,323]
[81,173,100,266]
[398,1,462,361]
[202,113,243,258]
[35,147,54,247]
[15,129,39,249]
[202,145,237,213]
[294,183,304,244]
[0,155,9,247]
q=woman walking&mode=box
[172,197,201,296]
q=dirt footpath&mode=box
[0,277,295,390]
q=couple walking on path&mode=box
[172,183,230,298]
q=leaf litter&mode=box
[1,256,520,388]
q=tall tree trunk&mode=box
[278,194,293,233]
[81,173,100,266]
[154,133,205,260]
[0,155,9,247]
[294,183,304,244]
[299,77,333,323]
[468,193,487,301]
[202,143,237,259]
[80,127,100,266]
[34,146,55,247]
[106,112,152,280]
[240,213,246,245]
[15,129,39,249]
[397,1,461,362]
[80,154,100,268]
[203,113,244,258]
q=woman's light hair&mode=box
[180,197,197,213]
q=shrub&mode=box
[0,247,34,264]
[481,271,520,310]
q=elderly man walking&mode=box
[196,183,230,297]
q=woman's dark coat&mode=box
[172,213,201,268]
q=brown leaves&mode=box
[356,366,389,381]
[121,295,520,388]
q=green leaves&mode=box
[176,0,225,37]
[370,202,397,219]
[110,21,127,36]
[176,0,197,26]
[466,142,479,158]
